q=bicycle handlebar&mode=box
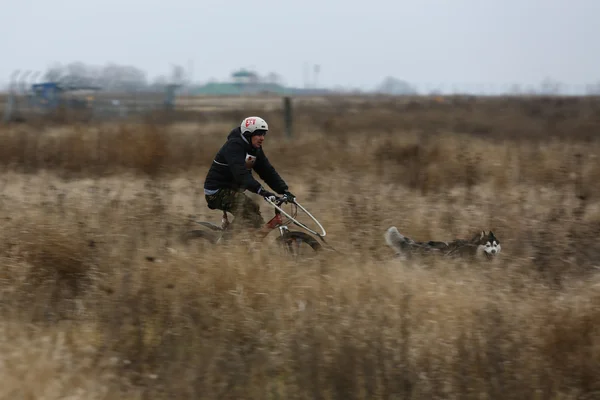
[263,194,327,238]
[264,194,295,206]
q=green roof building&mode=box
[191,69,290,95]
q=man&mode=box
[203,116,295,236]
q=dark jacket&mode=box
[203,127,288,194]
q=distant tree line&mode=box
[42,62,187,91]
[375,77,418,95]
[36,62,599,95]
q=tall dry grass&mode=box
[1,96,600,399]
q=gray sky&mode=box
[1,0,598,90]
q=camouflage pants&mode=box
[205,188,264,229]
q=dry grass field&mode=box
[1,95,600,399]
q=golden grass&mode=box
[1,96,600,399]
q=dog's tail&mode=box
[384,226,409,254]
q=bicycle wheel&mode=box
[181,229,221,245]
[276,230,322,256]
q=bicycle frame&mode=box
[264,196,326,239]
[185,194,330,254]
[217,195,327,241]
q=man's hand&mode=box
[283,190,296,202]
[258,187,276,202]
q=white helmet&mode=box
[240,116,268,135]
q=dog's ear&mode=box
[471,231,484,242]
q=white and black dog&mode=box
[385,226,501,260]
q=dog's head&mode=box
[471,231,501,259]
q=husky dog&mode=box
[384,226,501,260]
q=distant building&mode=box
[192,69,285,95]
[30,81,101,109]
[231,69,259,85]
[191,69,331,96]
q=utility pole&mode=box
[303,62,309,89]
[187,59,194,95]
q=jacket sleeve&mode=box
[253,151,289,194]
[221,141,263,193]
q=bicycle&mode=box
[182,194,327,257]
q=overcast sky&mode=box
[1,0,598,90]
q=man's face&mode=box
[251,132,266,148]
